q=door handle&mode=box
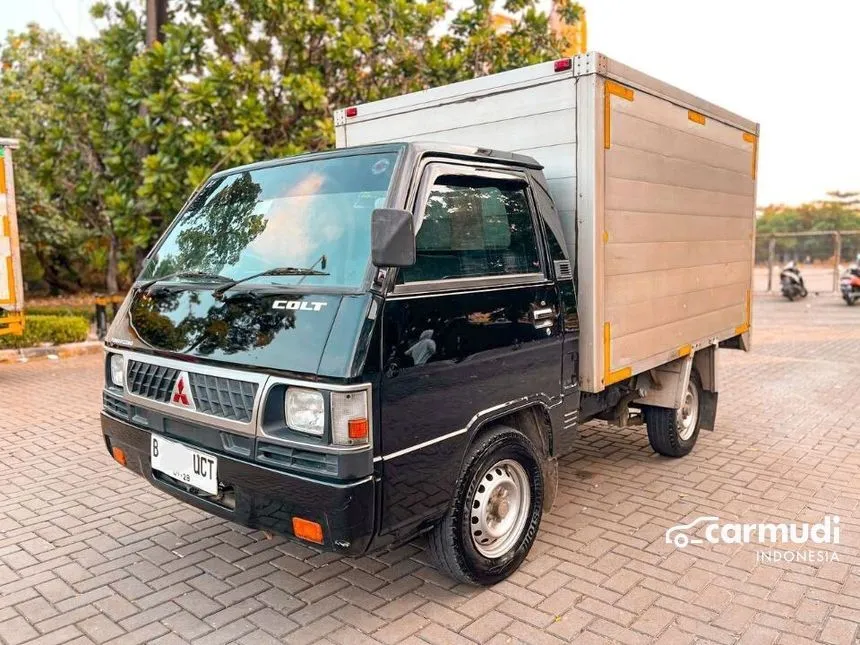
[532,307,556,329]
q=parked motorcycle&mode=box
[780,262,808,301]
[840,266,860,306]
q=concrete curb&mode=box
[0,340,103,364]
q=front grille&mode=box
[127,360,179,402]
[188,373,257,423]
[126,360,257,423]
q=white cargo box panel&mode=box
[0,139,24,314]
[336,52,757,393]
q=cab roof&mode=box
[209,142,542,181]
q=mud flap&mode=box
[542,456,559,512]
[699,391,718,431]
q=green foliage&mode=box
[756,195,860,263]
[0,315,90,349]
[25,304,97,320]
[0,1,581,295]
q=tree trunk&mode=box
[106,233,119,294]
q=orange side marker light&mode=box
[292,517,324,544]
[111,446,127,466]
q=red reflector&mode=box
[292,517,324,544]
[345,106,358,117]
[112,446,127,466]
[348,418,369,440]
[554,58,572,72]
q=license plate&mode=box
[151,435,218,495]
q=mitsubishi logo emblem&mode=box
[171,372,195,410]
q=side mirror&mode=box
[371,208,416,268]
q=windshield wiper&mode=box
[136,271,233,292]
[212,263,329,299]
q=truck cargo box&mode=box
[0,138,24,336]
[334,52,757,392]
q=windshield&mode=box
[139,150,400,290]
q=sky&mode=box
[3,0,859,207]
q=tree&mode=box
[756,197,860,263]
[0,20,152,293]
[0,0,582,294]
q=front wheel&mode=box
[429,426,543,585]
[644,372,703,457]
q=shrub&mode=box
[0,315,91,349]
[26,304,97,320]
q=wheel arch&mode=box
[464,398,555,458]
[461,397,559,512]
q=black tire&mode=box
[428,425,543,585]
[848,297,856,307]
[644,372,703,458]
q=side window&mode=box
[399,175,542,283]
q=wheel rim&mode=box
[676,381,699,441]
[469,459,531,559]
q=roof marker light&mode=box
[554,58,573,72]
[345,106,358,117]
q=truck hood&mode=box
[114,286,375,378]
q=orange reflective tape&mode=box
[743,132,758,179]
[603,322,632,385]
[1,257,15,306]
[735,290,752,334]
[688,110,706,125]
[604,81,634,149]
[606,80,634,101]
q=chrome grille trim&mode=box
[114,350,270,436]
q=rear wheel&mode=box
[429,425,543,585]
[644,372,703,457]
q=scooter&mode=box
[780,263,807,301]
[840,266,860,306]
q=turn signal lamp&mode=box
[331,390,370,446]
[292,517,324,544]
[111,446,127,466]
[348,418,369,440]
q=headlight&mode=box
[331,390,369,446]
[109,354,124,388]
[286,388,325,435]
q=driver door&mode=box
[377,162,563,537]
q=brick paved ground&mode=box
[1,293,859,645]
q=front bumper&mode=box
[101,413,376,554]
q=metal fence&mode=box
[756,230,860,292]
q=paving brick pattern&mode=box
[1,294,859,644]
